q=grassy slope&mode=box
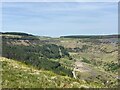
[1,57,106,88]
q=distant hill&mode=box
[1,32,40,41]
[1,32,119,39]
[60,34,120,39]
[1,32,34,36]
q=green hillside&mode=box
[1,57,105,88]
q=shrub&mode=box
[2,44,72,77]
[81,58,91,64]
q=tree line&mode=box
[2,44,73,77]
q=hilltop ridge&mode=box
[60,34,119,39]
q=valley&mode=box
[0,32,119,88]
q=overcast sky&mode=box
[2,2,118,37]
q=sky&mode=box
[2,2,118,37]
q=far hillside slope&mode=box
[60,34,120,39]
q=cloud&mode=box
[1,0,119,2]
[3,2,117,19]
[2,2,118,36]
